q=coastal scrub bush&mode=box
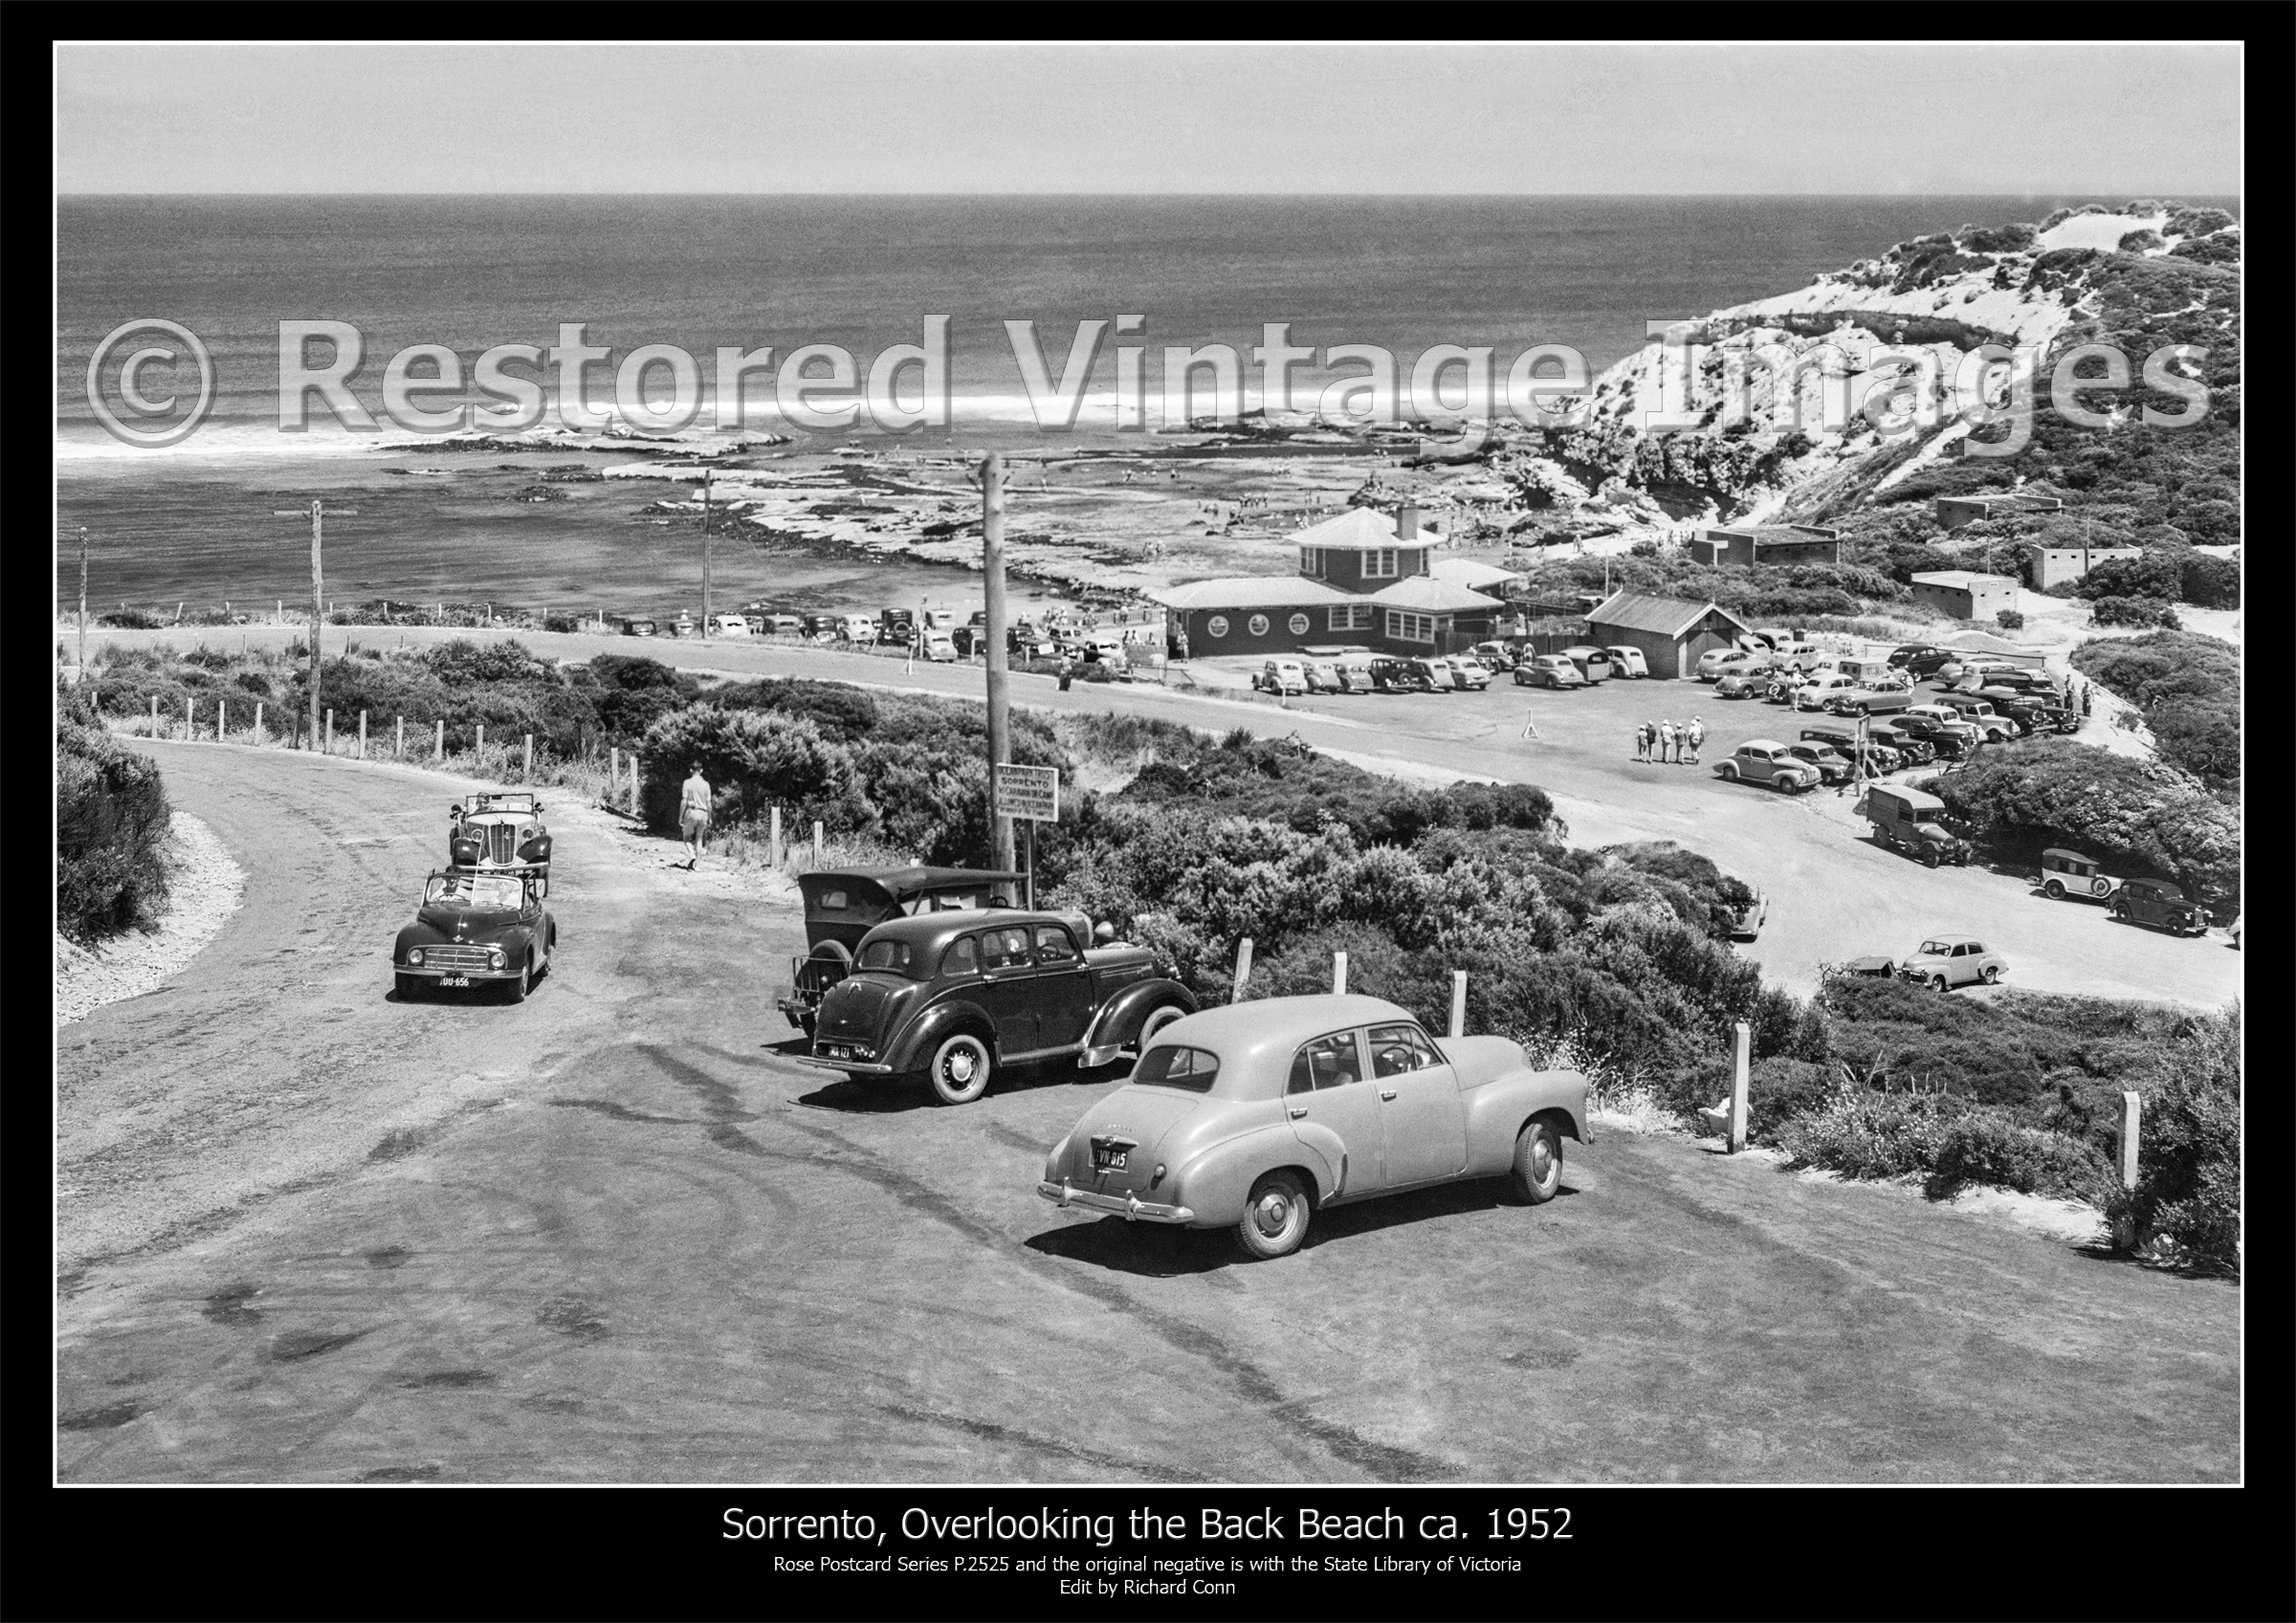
[1777,1088,1970,1181]
[2102,1006,2240,1273]
[1922,1115,2112,1200]
[1996,609,2024,631]
[1922,739,2238,910]
[57,718,173,941]
[2088,596,2180,630]
[636,705,866,835]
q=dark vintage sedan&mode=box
[2111,878,2210,936]
[799,909,1199,1104]
[777,866,1022,1037]
[393,869,556,1002]
[1037,995,1590,1260]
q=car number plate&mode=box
[825,1044,850,1060]
[1093,1146,1128,1172]
[438,976,471,988]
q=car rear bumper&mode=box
[794,1053,897,1074]
[1037,1180,1195,1224]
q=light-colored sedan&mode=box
[1897,934,2009,991]
[1037,995,1591,1260]
[1513,654,1586,689]
[1256,659,1310,695]
[1602,645,1649,678]
[1701,648,1776,683]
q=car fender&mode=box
[883,998,999,1073]
[1171,1123,1337,1228]
[1082,978,1201,1052]
[1460,1068,1590,1175]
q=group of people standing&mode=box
[1635,717,1704,765]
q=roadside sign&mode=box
[996,763,1060,822]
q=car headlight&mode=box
[488,948,506,969]
[407,948,425,965]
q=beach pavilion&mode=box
[1152,505,1509,658]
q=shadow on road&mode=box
[1029,1177,1579,1277]
[796,1057,1119,1115]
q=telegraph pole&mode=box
[701,467,715,640]
[982,453,1016,889]
[77,527,89,684]
[271,500,355,751]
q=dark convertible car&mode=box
[393,869,556,1002]
[798,908,1199,1104]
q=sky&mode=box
[56,41,2241,195]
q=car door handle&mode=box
[1379,1088,1397,1101]
[1288,1106,1308,1119]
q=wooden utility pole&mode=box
[982,453,1016,888]
[271,499,355,751]
[700,467,715,640]
[77,528,89,684]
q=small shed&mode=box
[1583,591,1752,680]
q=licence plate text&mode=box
[1093,1148,1128,1172]
[438,976,471,988]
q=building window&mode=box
[1362,548,1399,580]
[1205,615,1229,639]
[1328,604,1374,631]
[1386,609,1434,644]
[1288,613,1311,635]
[1300,547,1324,578]
[1247,614,1269,637]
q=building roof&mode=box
[1149,576,1356,611]
[1584,590,1751,639]
[1288,506,1441,550]
[1704,524,1840,542]
[1366,576,1512,613]
[1910,571,2018,590]
[1431,558,1522,590]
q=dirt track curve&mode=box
[55,740,2238,1483]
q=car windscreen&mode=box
[428,875,523,910]
[1916,941,1952,956]
[1132,1044,1221,1093]
[856,939,917,976]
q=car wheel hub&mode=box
[1254,1193,1291,1236]
[946,1050,977,1083]
[1531,1140,1554,1180]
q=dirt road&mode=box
[55,742,2239,1482]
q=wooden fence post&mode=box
[1231,936,1254,1003]
[629,756,640,816]
[2118,1091,2141,1190]
[396,715,405,758]
[1450,970,1468,1039]
[770,804,783,867]
[1332,950,1347,995]
[185,695,194,738]
[217,699,225,741]
[325,709,334,755]
[434,719,446,760]
[523,734,534,781]
[359,710,368,758]
[150,695,159,735]
[812,820,825,866]
[610,746,620,808]
[475,723,485,758]
[1728,1021,1751,1152]
[254,701,264,740]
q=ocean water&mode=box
[57,194,2219,611]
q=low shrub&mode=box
[1995,608,2024,631]
[57,719,173,941]
[1777,1088,1970,1181]
[2089,595,2181,630]
[1923,1114,2112,1200]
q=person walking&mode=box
[1634,720,1651,763]
[1659,717,1678,764]
[1685,716,1705,765]
[2080,680,2092,716]
[678,762,713,870]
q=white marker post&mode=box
[325,709,334,755]
[1450,971,1468,1039]
[812,820,825,866]
[610,747,621,808]
[185,695,194,738]
[216,700,225,742]
[434,719,446,760]
[2119,1091,2141,1190]
[359,711,368,758]
[523,734,534,782]
[1231,936,1254,1003]
[396,715,405,759]
[254,701,264,740]
[770,805,783,867]
[150,695,160,735]
[1728,1021,1751,1152]
[1332,951,1348,995]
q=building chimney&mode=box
[1395,503,1422,542]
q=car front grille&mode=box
[420,944,497,972]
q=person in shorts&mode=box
[679,764,713,869]
[1685,717,1705,765]
[1658,718,1678,763]
[1634,720,1651,763]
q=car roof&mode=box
[1922,932,1982,945]
[2042,847,2096,862]
[1151,995,1418,1068]
[857,907,1082,948]
[1740,738,1788,751]
[799,866,1025,902]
